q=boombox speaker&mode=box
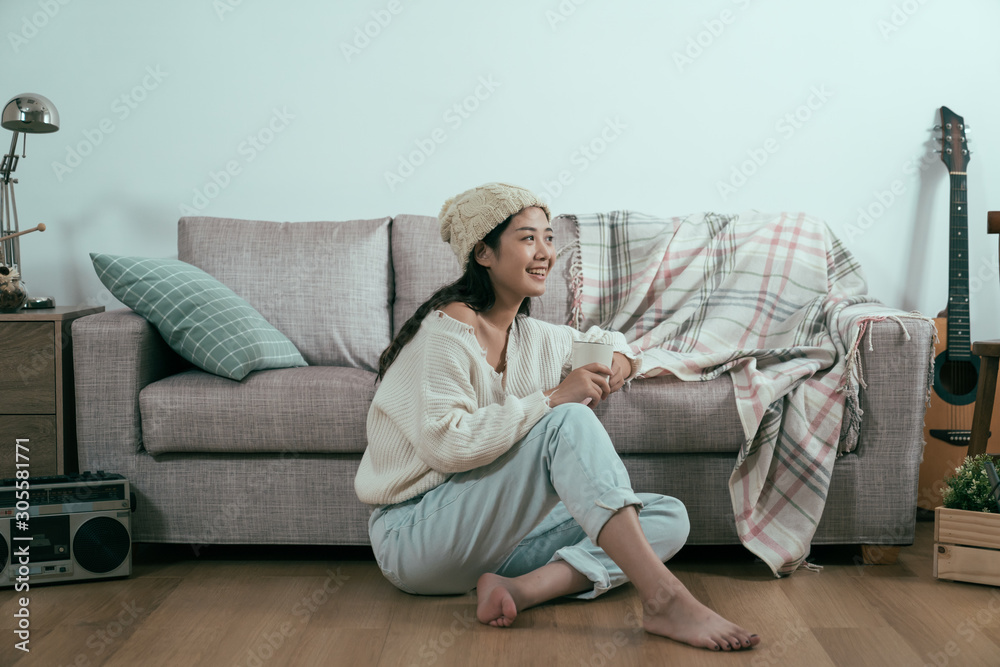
[0,471,134,587]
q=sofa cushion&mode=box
[391,214,577,336]
[596,374,744,454]
[595,372,859,454]
[139,367,376,454]
[178,216,392,372]
[91,253,307,381]
[140,368,743,456]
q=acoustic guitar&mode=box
[917,106,977,510]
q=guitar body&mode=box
[917,314,979,510]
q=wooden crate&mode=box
[934,507,1000,586]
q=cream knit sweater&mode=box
[354,310,641,506]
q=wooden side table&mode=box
[0,306,104,478]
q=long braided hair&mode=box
[376,215,531,381]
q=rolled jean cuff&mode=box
[578,487,643,545]
[550,547,611,600]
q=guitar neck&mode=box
[947,172,971,358]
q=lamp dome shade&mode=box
[2,93,59,133]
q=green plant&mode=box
[942,454,999,513]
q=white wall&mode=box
[3,0,999,340]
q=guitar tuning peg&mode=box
[933,149,943,154]
[933,124,943,130]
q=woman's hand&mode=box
[609,352,632,393]
[545,363,612,409]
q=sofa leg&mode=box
[860,545,900,565]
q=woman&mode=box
[354,182,760,652]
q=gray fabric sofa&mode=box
[72,214,934,552]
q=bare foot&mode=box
[642,582,761,651]
[476,573,519,627]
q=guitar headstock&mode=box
[938,106,971,173]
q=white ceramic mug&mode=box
[571,341,614,371]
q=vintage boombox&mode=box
[0,471,134,587]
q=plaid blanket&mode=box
[567,210,930,576]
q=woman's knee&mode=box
[519,403,613,465]
[392,560,479,596]
[550,402,601,422]
[537,403,607,441]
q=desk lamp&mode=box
[1,93,59,309]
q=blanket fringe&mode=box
[889,312,937,406]
[560,215,584,329]
[840,321,870,394]
[925,313,940,405]
[836,311,934,458]
[838,312,934,395]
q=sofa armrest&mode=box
[72,309,188,468]
[852,313,935,458]
[847,313,935,543]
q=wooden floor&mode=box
[2,520,999,667]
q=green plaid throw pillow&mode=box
[91,253,307,380]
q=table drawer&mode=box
[0,415,57,478]
[0,321,55,413]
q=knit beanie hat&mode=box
[439,182,551,271]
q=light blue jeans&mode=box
[368,403,690,598]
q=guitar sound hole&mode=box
[938,359,979,396]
